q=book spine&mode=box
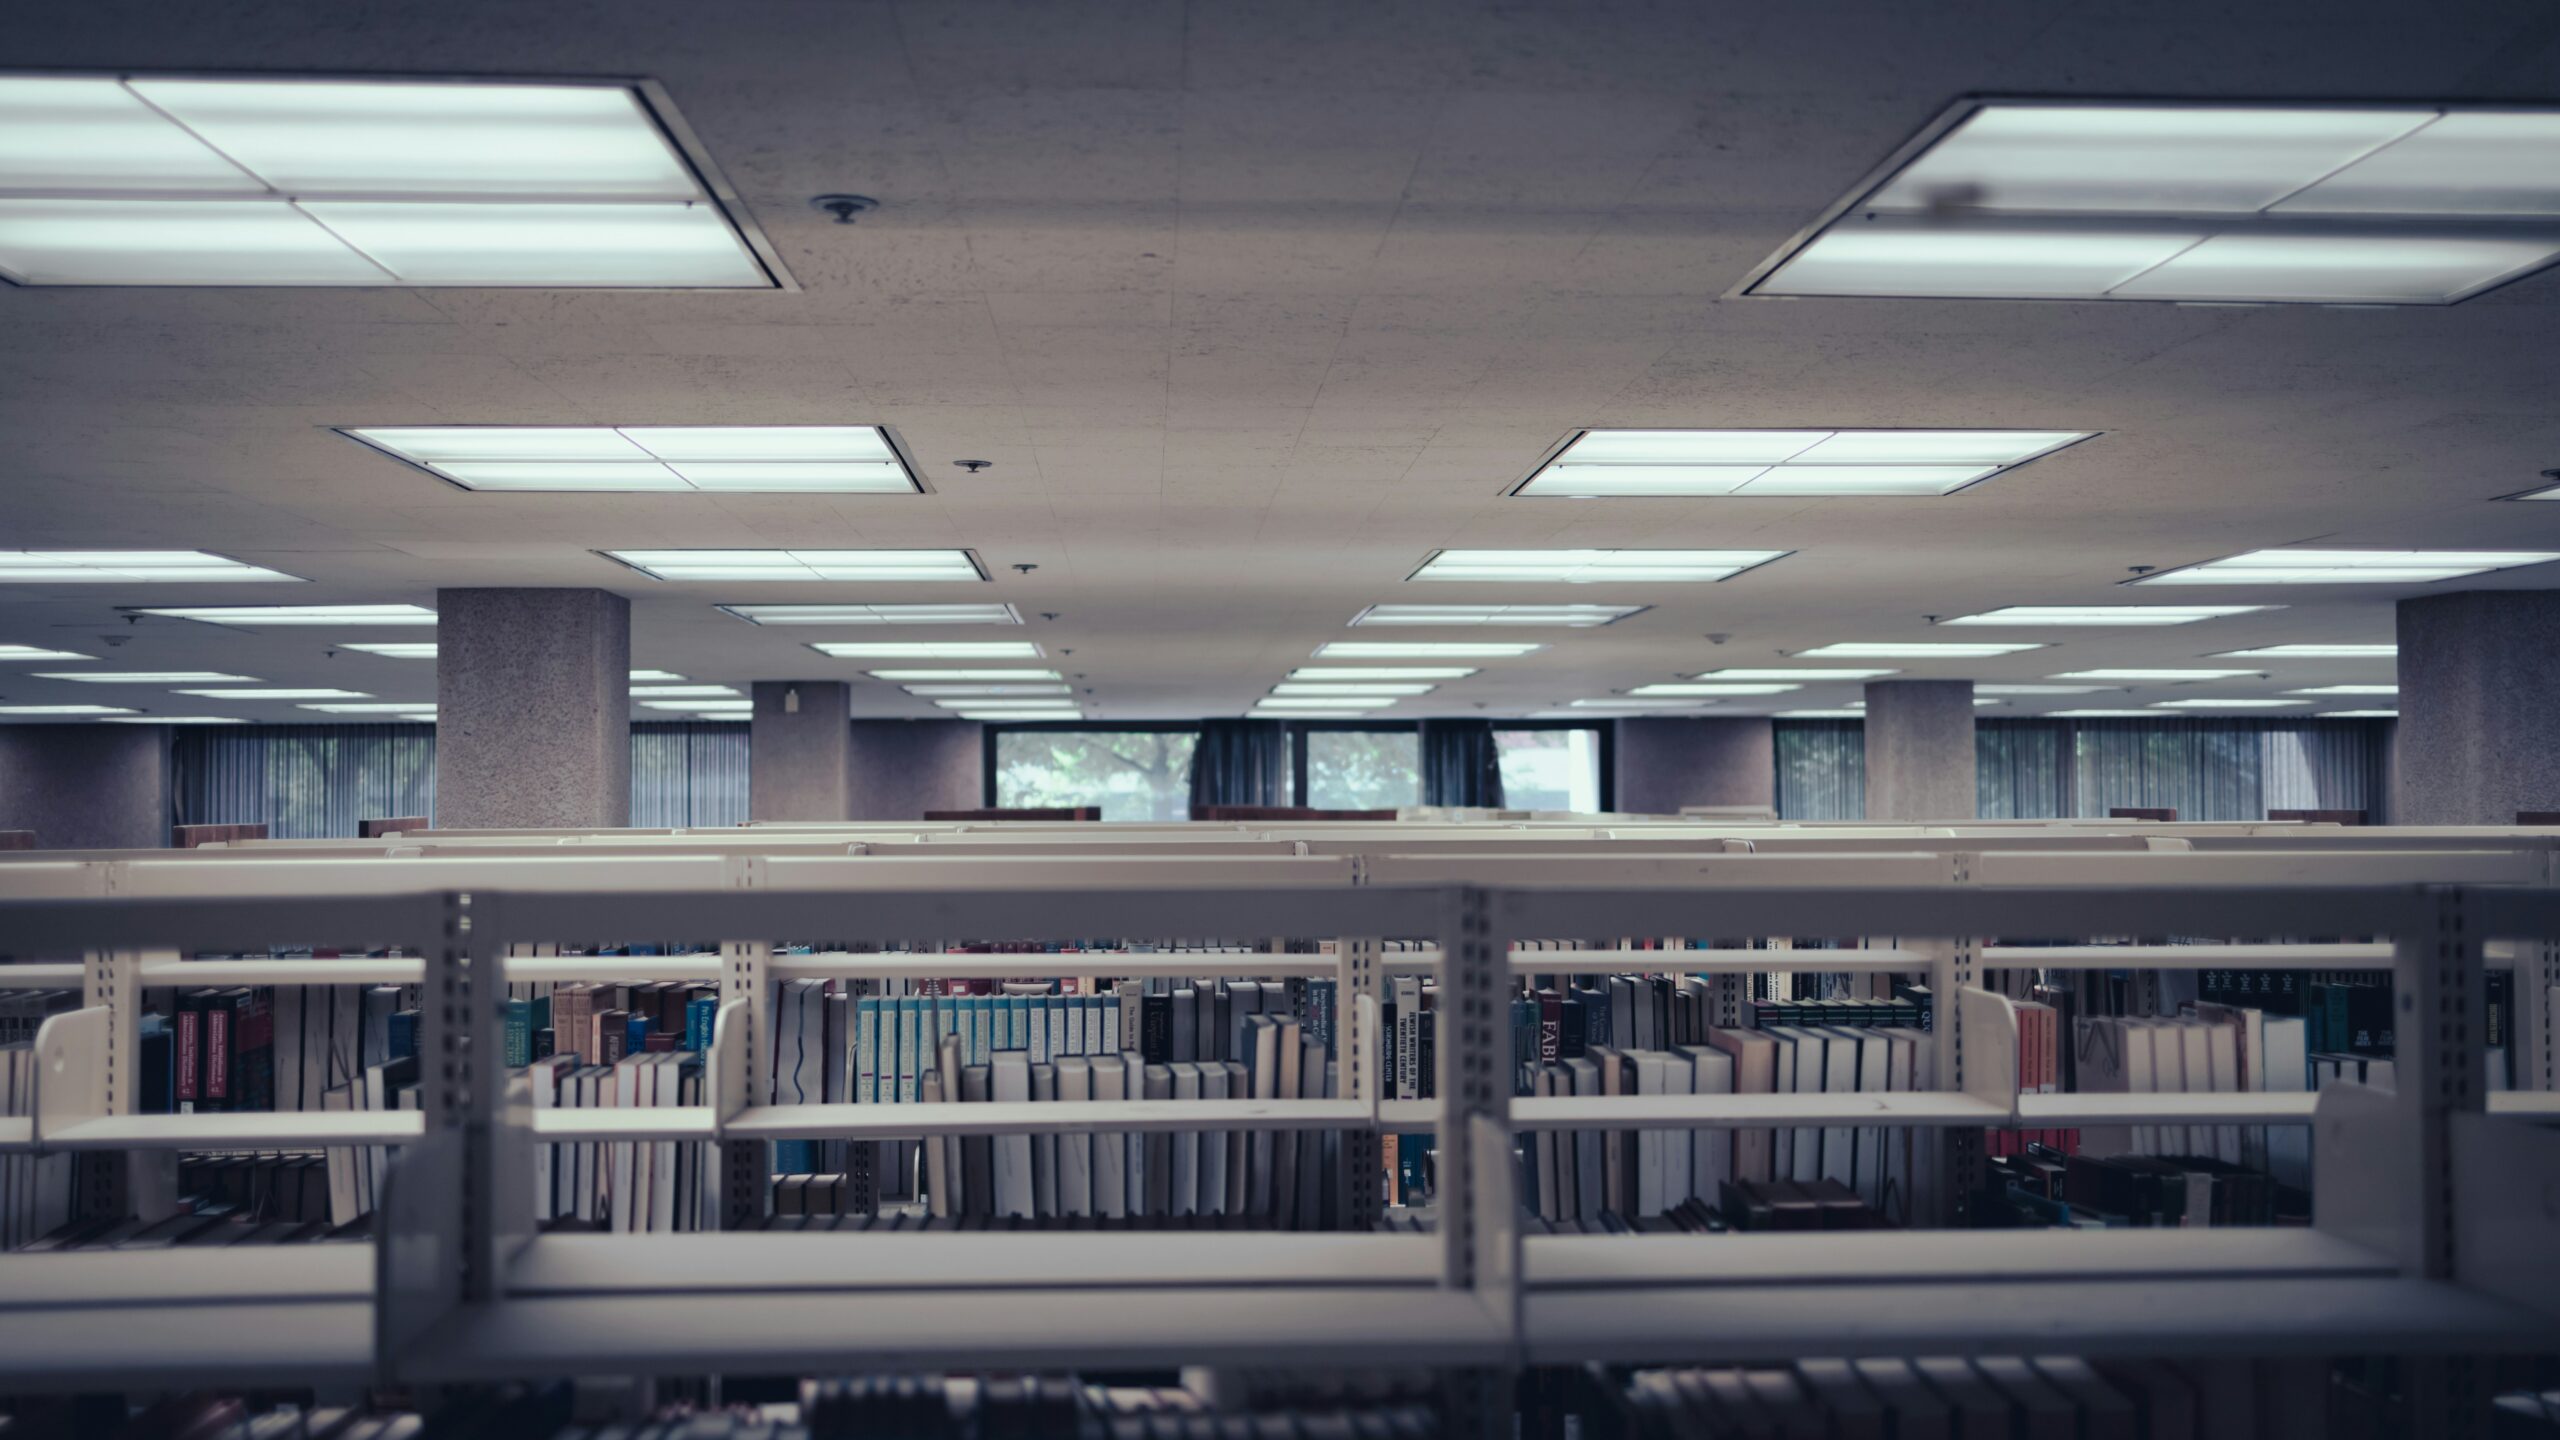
[175,1003,201,1112]
[206,998,234,1111]
[504,999,532,1069]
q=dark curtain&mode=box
[1419,719,1505,807]
[630,721,751,826]
[173,723,437,838]
[1187,719,1289,808]
[1774,720,1866,820]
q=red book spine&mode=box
[175,1010,201,1107]
[207,1004,233,1103]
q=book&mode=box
[1054,1055,1092,1217]
[990,1052,1033,1219]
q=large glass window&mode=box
[1494,727,1603,812]
[1304,729,1421,810]
[995,728,1199,821]
[631,721,750,826]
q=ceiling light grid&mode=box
[1349,603,1646,626]
[1939,605,2272,626]
[1517,429,2095,498]
[343,642,439,659]
[724,603,1020,626]
[0,74,783,289]
[1797,641,2044,658]
[1745,99,2560,306]
[605,549,986,583]
[0,644,93,661]
[1315,641,1541,659]
[814,641,1042,661]
[345,426,919,495]
[35,670,255,684]
[1289,667,1479,681]
[1410,549,1787,583]
[2132,549,2560,586]
[867,669,1061,683]
[2212,644,2396,659]
[0,704,137,715]
[1695,668,1900,681]
[0,551,298,584]
[135,603,434,625]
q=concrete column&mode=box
[1862,679,1976,821]
[749,681,853,821]
[0,724,169,848]
[1613,717,1775,816]
[2395,590,2560,824]
[436,587,630,829]
[849,720,984,820]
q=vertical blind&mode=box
[1777,718,2395,822]
[175,722,753,836]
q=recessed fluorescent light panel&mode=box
[344,643,438,659]
[1270,682,1438,697]
[102,715,242,724]
[812,641,1042,660]
[1940,605,2271,626]
[134,603,436,625]
[175,688,370,700]
[1797,642,2043,658]
[2045,710,2169,718]
[628,670,685,682]
[0,644,92,661]
[0,552,298,583]
[867,669,1061,683]
[1288,666,1479,682]
[1518,429,2093,497]
[1257,697,1397,711]
[1774,709,1866,719]
[0,75,780,288]
[901,685,1071,698]
[605,549,985,583]
[1349,603,1645,626]
[2212,644,2396,659]
[1568,698,1718,710]
[928,697,1075,710]
[1694,668,1899,681]
[1411,549,1787,583]
[630,684,740,698]
[2287,684,2398,696]
[34,671,255,684]
[2133,549,2560,586]
[2515,480,2560,501]
[2321,710,2399,718]
[300,703,436,715]
[954,710,1083,722]
[345,427,915,494]
[1974,684,2112,695]
[1845,698,2006,709]
[1314,642,1541,659]
[0,704,137,715]
[1746,100,2560,305]
[723,603,1020,626]
[1627,683,1800,697]
[2054,669,2257,681]
[2151,698,2306,709]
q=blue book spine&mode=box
[503,998,532,1068]
[1003,996,1028,1051]
[968,996,992,1065]
[388,1008,419,1063]
[626,1014,651,1055]
[686,995,718,1052]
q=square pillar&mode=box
[1613,717,1775,815]
[849,720,984,820]
[750,681,853,821]
[1863,679,1976,821]
[2396,589,2560,824]
[436,588,630,829]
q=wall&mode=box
[1613,717,1775,815]
[0,724,169,849]
[848,720,984,819]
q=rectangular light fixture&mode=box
[136,604,435,625]
[2211,643,2396,659]
[1939,605,2271,626]
[1519,430,2093,497]
[931,697,1079,710]
[1257,698,1397,712]
[630,684,740,698]
[1845,698,2005,709]
[2053,668,2258,681]
[628,669,684,682]
[1567,698,1717,709]
[2286,684,2398,696]
[175,688,371,700]
[1694,667,1899,681]
[1627,683,1800,697]
[812,641,1042,660]
[34,670,255,684]
[299,703,436,715]
[2516,481,2560,501]
[2149,698,2307,709]
[0,76,780,288]
[605,549,985,583]
[1746,100,2560,305]
[346,426,917,495]
[1975,684,2112,695]
[1410,549,1787,583]
[1314,641,1542,659]
[867,669,1061,683]
[2044,709,2170,718]
[2320,710,2399,718]
[1773,709,1865,719]
[101,715,243,724]
[1,704,138,715]
[1797,641,2043,658]
[1270,682,1438,697]
[344,642,438,659]
[1257,709,1376,719]
[2133,548,2560,585]
[722,603,1020,626]
[0,551,299,583]
[0,644,92,661]
[640,699,752,714]
[951,710,1082,722]
[1288,666,1479,682]
[902,684,1072,697]
[1349,603,1645,626]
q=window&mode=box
[1494,727,1604,812]
[173,723,437,838]
[630,721,749,826]
[1303,729,1421,810]
[994,728,1198,822]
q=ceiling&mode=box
[4,0,2558,724]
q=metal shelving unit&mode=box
[0,826,2553,1434]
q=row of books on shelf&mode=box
[1614,1354,2309,1440]
[1989,1144,2296,1229]
[1,1040,74,1248]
